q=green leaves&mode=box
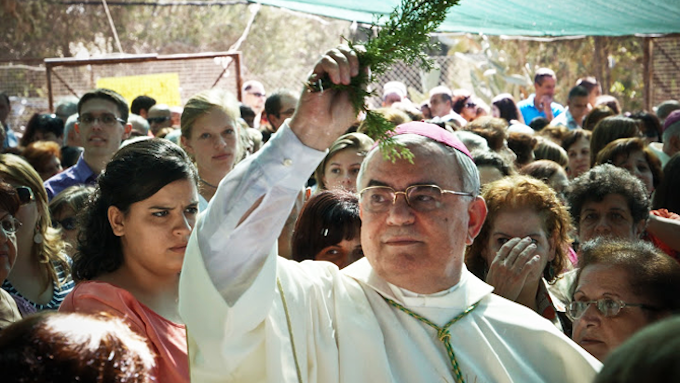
[307,0,460,162]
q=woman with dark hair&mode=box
[492,93,524,125]
[594,137,662,195]
[22,141,63,181]
[569,238,680,361]
[291,190,362,269]
[0,182,23,329]
[590,116,639,166]
[594,137,680,260]
[452,93,477,122]
[583,104,615,131]
[507,131,537,169]
[465,175,573,333]
[48,185,94,258]
[0,311,155,382]
[653,153,680,214]
[19,113,64,147]
[561,129,592,179]
[628,111,662,143]
[313,132,374,193]
[59,138,198,383]
[0,154,71,314]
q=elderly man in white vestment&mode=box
[179,46,601,382]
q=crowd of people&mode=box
[0,44,679,382]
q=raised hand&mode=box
[289,45,364,151]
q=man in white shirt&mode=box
[179,46,600,383]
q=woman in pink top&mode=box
[60,138,198,383]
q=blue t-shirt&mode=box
[518,94,564,124]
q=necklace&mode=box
[199,176,218,189]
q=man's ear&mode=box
[123,123,132,139]
[74,122,80,135]
[466,196,488,245]
[108,205,125,237]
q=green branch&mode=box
[306,0,460,162]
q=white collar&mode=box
[343,258,493,309]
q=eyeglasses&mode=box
[465,102,477,108]
[247,92,266,98]
[52,216,77,231]
[0,214,21,236]
[15,186,34,205]
[147,116,171,124]
[566,298,658,321]
[358,184,473,213]
[78,113,125,127]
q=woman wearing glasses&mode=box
[465,175,573,333]
[60,139,197,383]
[0,182,24,329]
[0,154,72,313]
[569,238,680,361]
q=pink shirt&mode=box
[60,281,189,383]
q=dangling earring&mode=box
[33,224,43,244]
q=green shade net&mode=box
[250,0,680,36]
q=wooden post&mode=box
[643,37,653,112]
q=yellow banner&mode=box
[96,73,181,108]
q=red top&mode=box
[60,281,189,383]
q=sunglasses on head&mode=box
[52,216,77,231]
[15,186,34,205]
[147,116,171,124]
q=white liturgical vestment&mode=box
[179,124,601,383]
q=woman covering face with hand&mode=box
[59,139,198,383]
[466,175,573,332]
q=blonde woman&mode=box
[180,89,243,211]
[0,154,71,312]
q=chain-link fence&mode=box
[3,36,678,137]
[650,36,680,109]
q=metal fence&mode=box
[3,35,679,137]
[648,36,680,110]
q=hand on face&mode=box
[289,45,363,151]
[539,94,554,111]
[484,237,543,301]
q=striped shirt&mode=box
[2,261,74,312]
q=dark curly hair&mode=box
[73,138,197,281]
[0,311,155,383]
[567,164,650,231]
